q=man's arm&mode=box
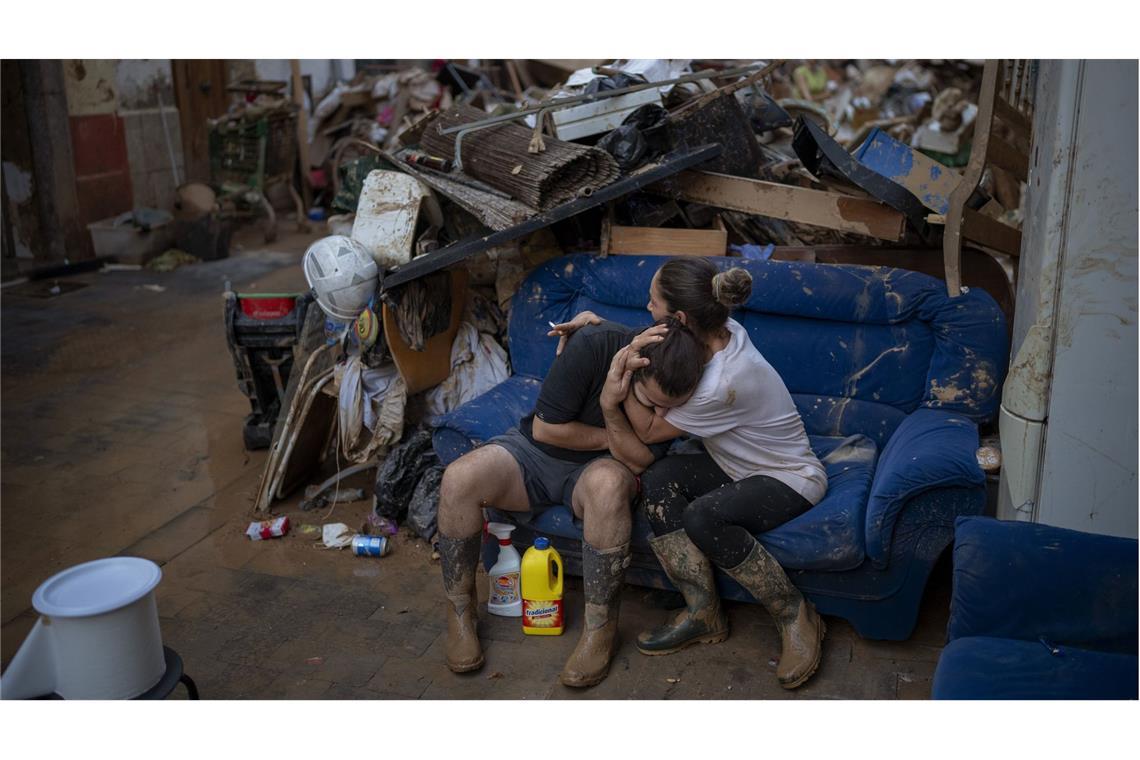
[623,395,686,444]
[600,347,658,474]
[531,418,608,451]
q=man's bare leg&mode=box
[560,458,637,687]
[437,445,530,673]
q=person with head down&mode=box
[437,308,704,687]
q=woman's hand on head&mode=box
[547,311,602,355]
[630,323,668,355]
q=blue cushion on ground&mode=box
[932,636,1139,699]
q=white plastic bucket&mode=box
[0,557,165,700]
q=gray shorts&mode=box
[485,427,602,514]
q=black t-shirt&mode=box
[519,321,647,464]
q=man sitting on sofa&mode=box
[436,318,702,687]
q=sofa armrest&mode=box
[947,516,1139,653]
[431,375,542,465]
[866,408,983,567]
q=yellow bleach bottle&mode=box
[520,537,564,635]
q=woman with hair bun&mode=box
[550,257,828,689]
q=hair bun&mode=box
[712,268,753,308]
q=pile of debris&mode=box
[241,58,1030,551]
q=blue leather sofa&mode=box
[433,253,1009,640]
[932,516,1138,699]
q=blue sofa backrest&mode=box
[508,254,1008,448]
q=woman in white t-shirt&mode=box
[549,258,828,690]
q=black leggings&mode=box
[642,452,813,568]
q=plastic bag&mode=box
[373,429,438,519]
[407,465,445,543]
[597,104,669,172]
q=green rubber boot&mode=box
[637,530,729,655]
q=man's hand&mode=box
[547,311,602,356]
[600,346,649,410]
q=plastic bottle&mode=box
[520,537,564,635]
[486,523,522,617]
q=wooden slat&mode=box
[963,208,1022,257]
[608,226,727,257]
[987,132,1030,181]
[994,95,1032,140]
[653,170,906,242]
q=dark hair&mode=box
[632,317,703,400]
[656,258,753,336]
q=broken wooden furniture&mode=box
[933,517,1138,699]
[432,253,1010,640]
[941,59,1035,296]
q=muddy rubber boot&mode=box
[438,533,485,673]
[559,541,630,688]
[637,530,729,655]
[723,540,825,689]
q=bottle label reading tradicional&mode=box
[491,572,519,605]
[522,598,563,629]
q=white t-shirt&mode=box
[663,319,828,505]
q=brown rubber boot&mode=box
[559,541,630,688]
[723,540,825,689]
[637,530,729,655]
[438,533,484,673]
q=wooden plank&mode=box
[987,131,1030,181]
[944,59,1000,296]
[290,60,312,209]
[963,208,1022,257]
[993,97,1032,141]
[608,226,727,256]
[654,170,907,242]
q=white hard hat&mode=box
[302,235,379,322]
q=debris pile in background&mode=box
[241,59,1034,555]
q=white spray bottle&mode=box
[486,522,522,617]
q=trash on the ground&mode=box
[373,429,438,520]
[297,523,323,539]
[247,516,290,540]
[300,485,366,512]
[367,513,399,537]
[665,677,681,684]
[351,534,392,557]
[768,657,779,668]
[305,657,324,666]
[136,284,166,293]
[146,249,200,272]
[322,523,355,549]
[487,671,505,680]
